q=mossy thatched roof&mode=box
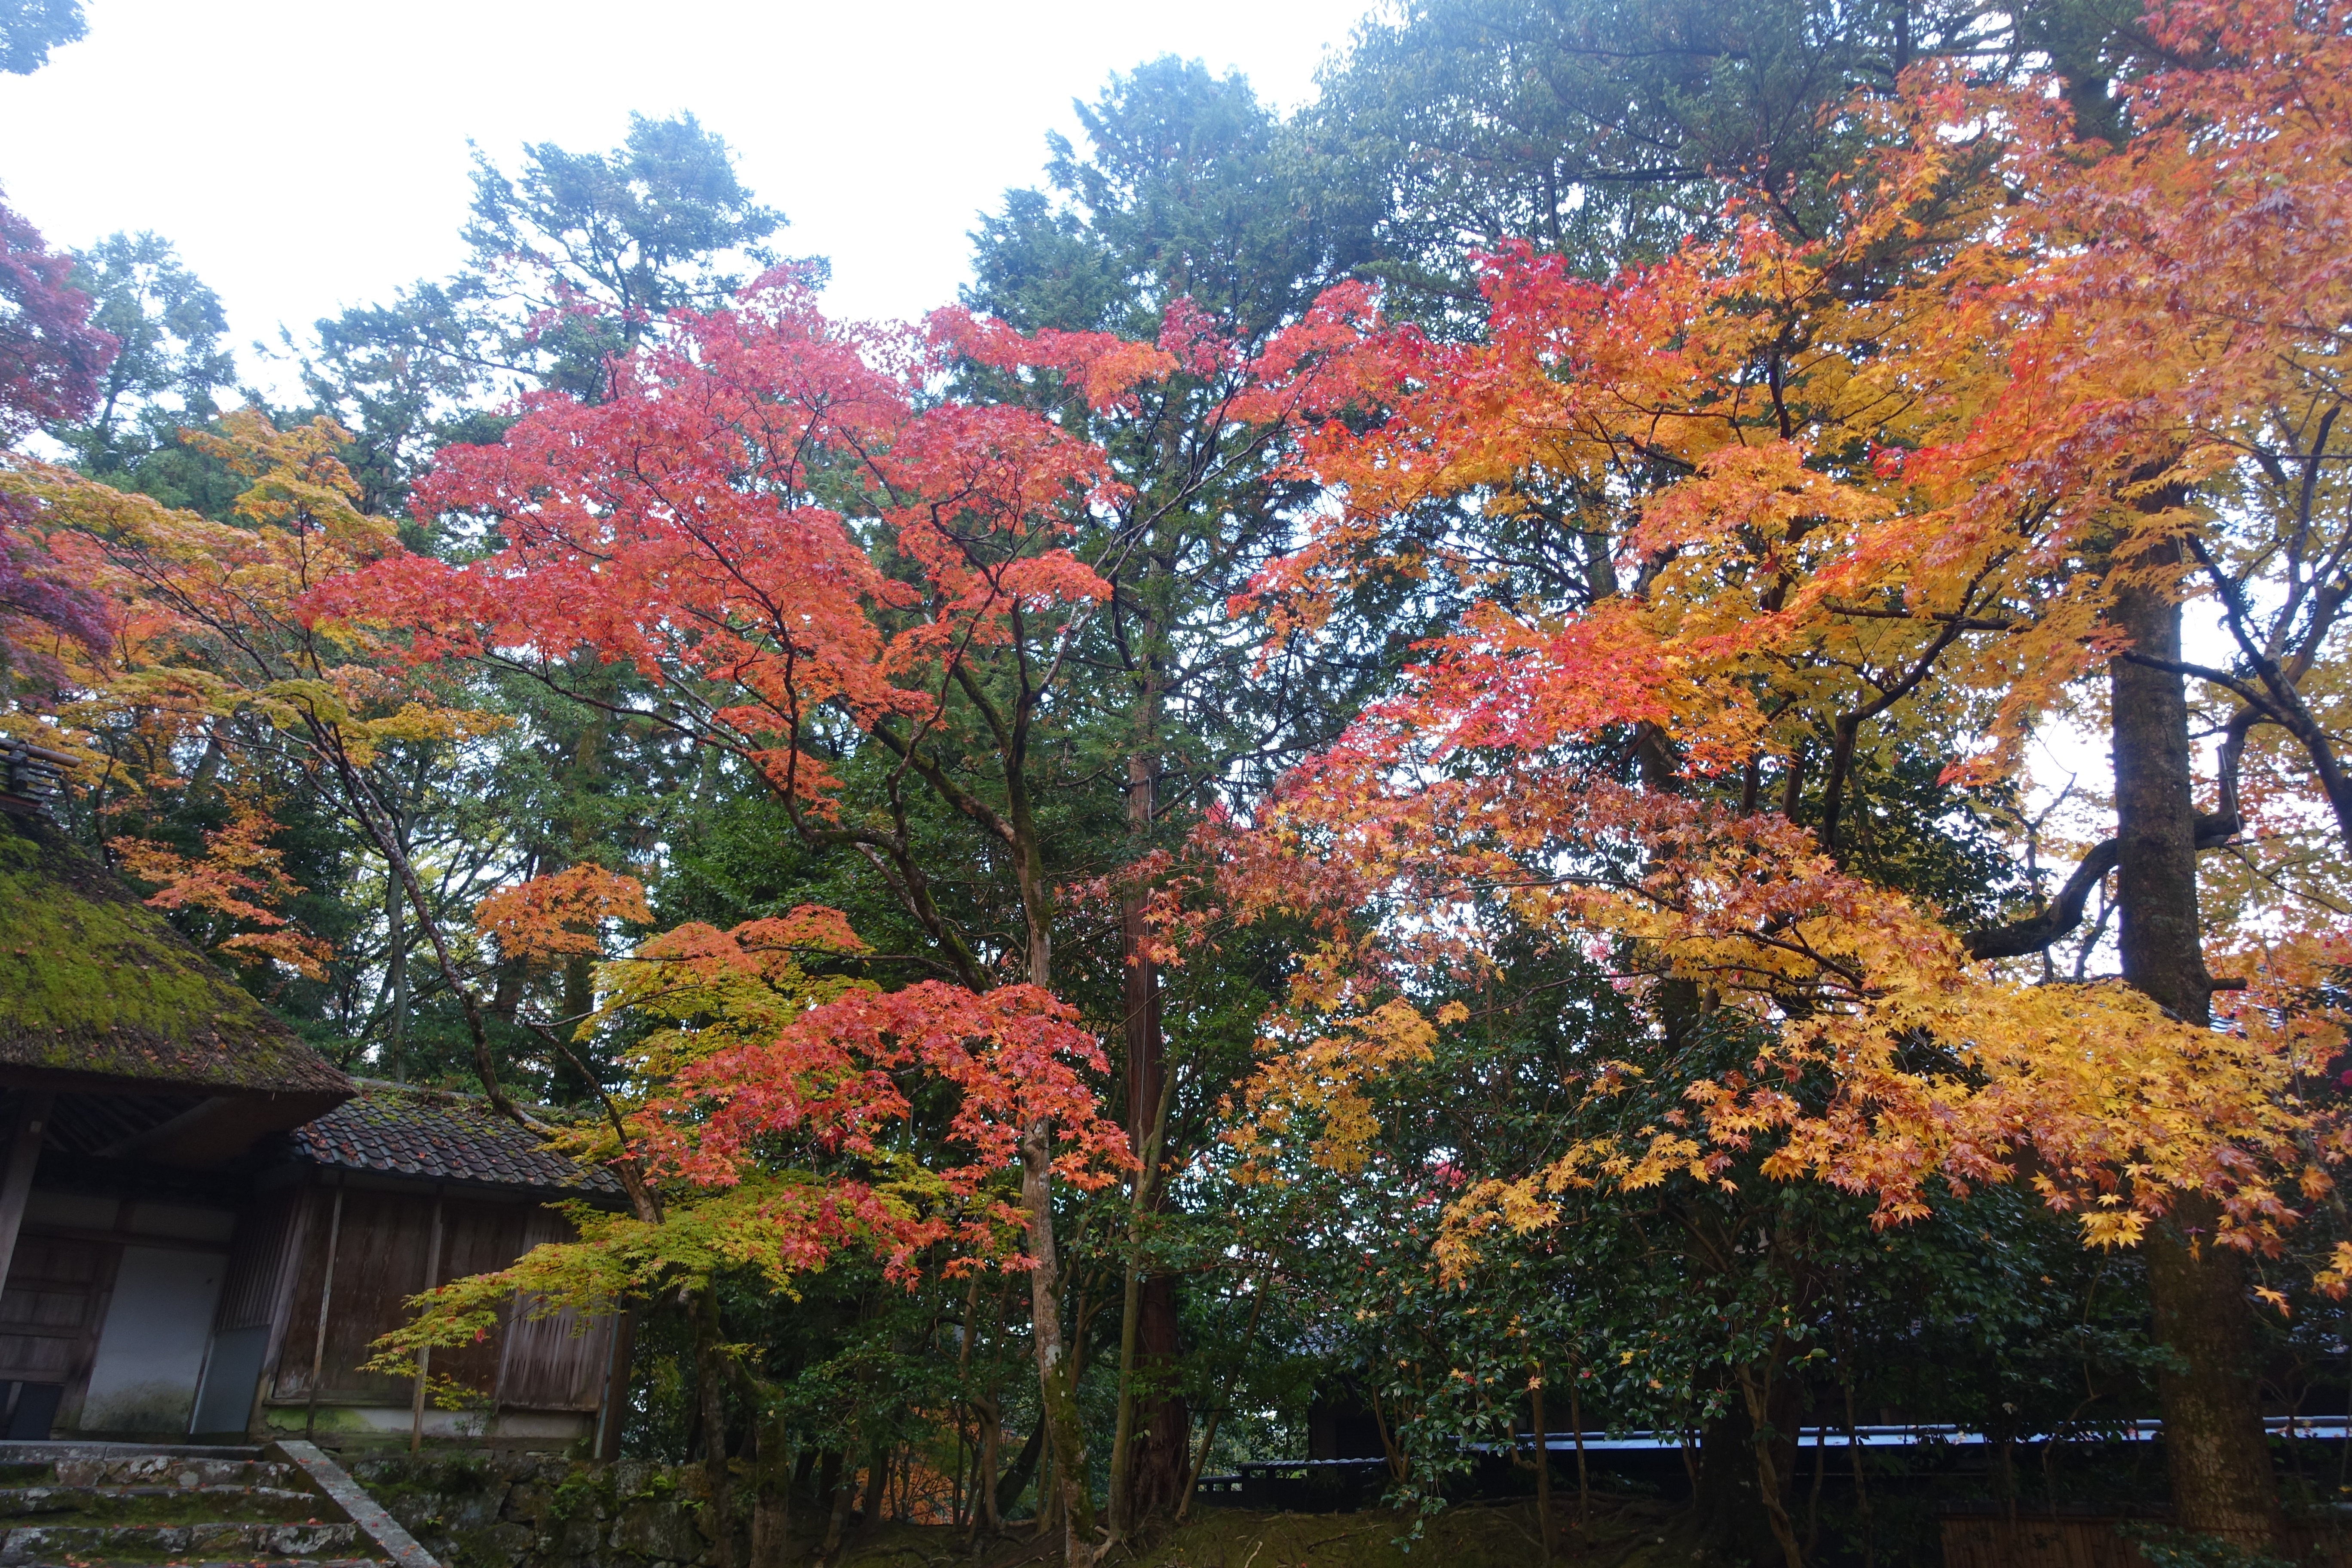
[0,809,352,1097]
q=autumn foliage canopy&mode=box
[10,0,2352,1547]
[1212,0,2352,1265]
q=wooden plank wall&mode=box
[273,1187,432,1402]
[497,1208,609,1412]
[215,1188,299,1335]
[269,1186,610,1415]
[429,1197,528,1400]
[0,1234,114,1397]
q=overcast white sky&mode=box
[0,0,1379,390]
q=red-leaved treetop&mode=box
[339,275,1140,822]
[0,191,111,442]
[319,270,1172,1564]
[0,191,115,694]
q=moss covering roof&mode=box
[0,809,353,1096]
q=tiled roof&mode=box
[290,1083,626,1199]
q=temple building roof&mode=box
[0,807,351,1104]
[289,1082,627,1201]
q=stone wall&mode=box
[346,1453,727,1568]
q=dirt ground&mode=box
[836,1496,1706,1568]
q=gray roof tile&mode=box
[291,1082,625,1198]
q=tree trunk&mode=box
[1106,1251,1145,1541]
[976,1398,1003,1534]
[1021,1119,1097,1565]
[543,660,611,1103]
[691,1286,738,1568]
[1694,1361,1804,1568]
[819,1449,854,1562]
[1116,558,1191,1529]
[995,1419,1043,1522]
[1734,1363,1805,1568]
[750,1391,792,1568]
[2109,567,2279,1548]
[1003,758,1096,1565]
[859,1439,891,1534]
[1106,748,1160,1542]
[1132,1279,1190,1518]
[1530,1375,1553,1564]
[1569,1372,1589,1528]
[384,853,409,1083]
[1124,756,1164,1149]
[1693,1403,1781,1568]
[1109,912,1186,1537]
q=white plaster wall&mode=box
[78,1246,225,1433]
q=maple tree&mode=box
[323,227,1432,1545]
[3,408,628,1116]
[10,0,2352,1550]
[11,91,1343,1545]
[0,493,107,702]
[5,413,408,960]
[371,886,1129,1565]
[321,271,1212,1562]
[0,191,113,697]
[9,410,778,1555]
[1205,0,2352,1553]
[0,191,111,444]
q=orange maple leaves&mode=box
[525,895,1128,1285]
[6,410,434,977]
[473,864,653,965]
[1212,0,2352,1274]
[644,978,1130,1203]
[110,802,335,978]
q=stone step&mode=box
[0,1482,325,1519]
[0,1444,263,1467]
[0,1518,364,1564]
[9,1561,386,1568]
[0,1442,432,1568]
[52,1455,300,1489]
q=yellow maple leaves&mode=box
[1211,0,2352,1302]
